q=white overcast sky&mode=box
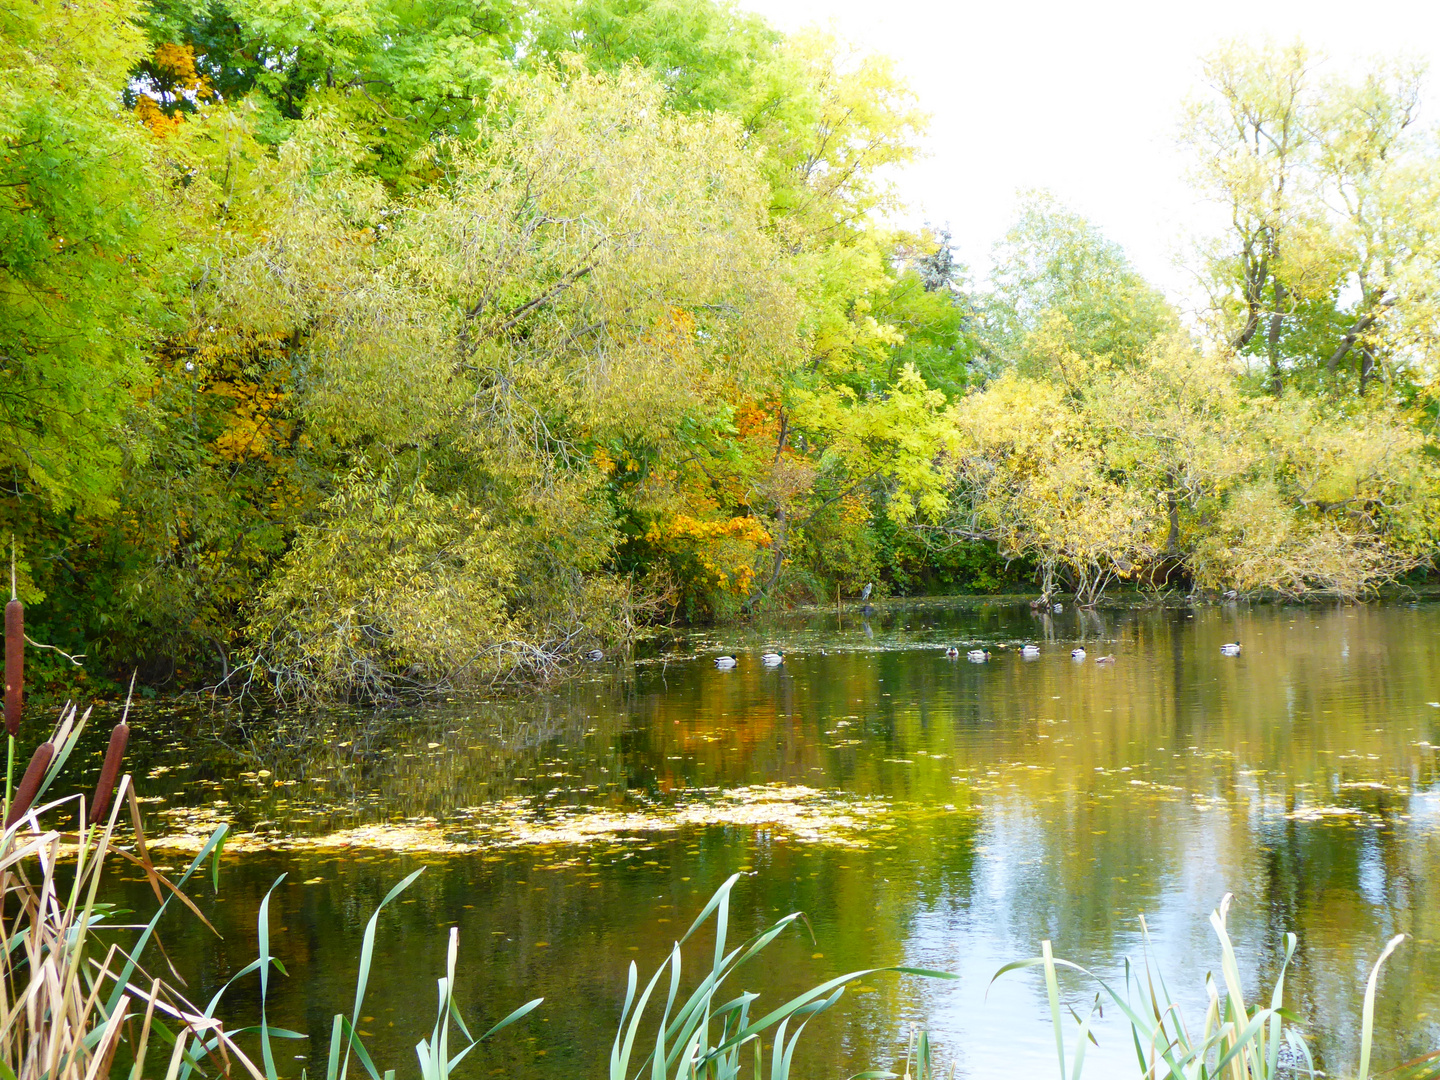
[738,0,1440,307]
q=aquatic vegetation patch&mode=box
[147,784,900,854]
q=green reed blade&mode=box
[257,875,287,1080]
[341,868,425,1080]
[478,997,542,1042]
[1357,935,1405,1080]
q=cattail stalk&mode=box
[5,598,20,738]
[4,541,18,819]
[4,741,54,829]
[89,722,130,826]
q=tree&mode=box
[981,192,1178,381]
[1185,41,1440,398]
[0,0,160,521]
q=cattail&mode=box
[88,722,130,826]
[4,596,21,737]
[5,741,54,829]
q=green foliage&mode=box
[3,0,1438,697]
[980,191,1179,379]
[0,0,160,520]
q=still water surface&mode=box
[100,600,1440,1078]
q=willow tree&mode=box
[1185,41,1440,397]
[210,65,803,697]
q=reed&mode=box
[0,703,263,1080]
[993,893,1440,1080]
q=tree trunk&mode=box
[1165,472,1180,555]
[1266,280,1287,395]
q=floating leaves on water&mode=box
[146,784,895,854]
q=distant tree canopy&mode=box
[1,4,1436,699]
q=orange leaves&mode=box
[644,513,771,596]
[132,42,214,137]
[646,514,772,549]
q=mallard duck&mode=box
[1220,642,1242,656]
[761,651,785,666]
[1095,654,1115,665]
[585,649,604,662]
[1053,602,1064,613]
[714,655,738,669]
[1021,644,1040,658]
[944,646,960,658]
[967,649,991,662]
[1071,647,1087,660]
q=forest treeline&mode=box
[3,0,1438,698]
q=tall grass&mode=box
[993,893,1440,1080]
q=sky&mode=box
[737,0,1440,308]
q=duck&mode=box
[1095,654,1115,665]
[944,646,960,659]
[761,651,785,666]
[967,649,991,662]
[585,649,604,662]
[1071,647,1087,660]
[1053,602,1064,613]
[1021,644,1040,658]
[1220,642,1242,656]
[714,655,738,669]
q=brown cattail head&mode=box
[5,741,54,829]
[88,722,130,827]
[4,597,21,737]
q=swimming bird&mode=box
[1095,654,1115,665]
[1071,647,1086,660]
[1053,602,1064,613]
[714,655,737,669]
[1021,644,1040,658]
[761,651,785,666]
[1220,642,1242,656]
[967,649,991,662]
[585,649,604,662]
[944,646,959,658]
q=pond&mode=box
[93,599,1440,1079]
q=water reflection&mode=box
[94,601,1440,1078]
